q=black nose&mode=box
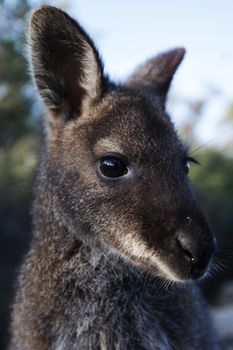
[176,232,216,279]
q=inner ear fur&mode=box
[28,6,108,126]
[127,47,185,99]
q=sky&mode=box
[68,1,233,96]
[31,0,233,148]
[67,0,233,148]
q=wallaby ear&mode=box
[28,6,107,128]
[127,48,185,99]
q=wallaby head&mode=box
[29,6,216,283]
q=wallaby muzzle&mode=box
[175,222,216,280]
[140,190,216,281]
[164,207,216,281]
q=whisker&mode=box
[216,246,233,253]
[190,125,233,155]
[143,270,150,291]
[206,269,216,278]
[210,256,228,273]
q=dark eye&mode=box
[184,160,190,174]
[98,156,128,179]
[184,157,199,175]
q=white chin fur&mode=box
[120,232,185,283]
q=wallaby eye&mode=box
[184,160,190,174]
[98,156,128,179]
[184,157,199,175]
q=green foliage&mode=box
[190,151,233,307]
[0,1,40,347]
[190,151,233,244]
[0,0,40,147]
[0,136,38,191]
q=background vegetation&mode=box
[0,0,232,349]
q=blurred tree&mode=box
[0,0,41,146]
[0,1,41,348]
[222,103,233,153]
[176,91,233,303]
[189,150,233,303]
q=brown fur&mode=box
[9,6,219,350]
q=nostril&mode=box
[176,236,197,265]
[176,232,215,279]
[185,216,192,225]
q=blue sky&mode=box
[68,0,233,99]
[31,0,233,147]
[67,0,233,147]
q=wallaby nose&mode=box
[176,232,216,279]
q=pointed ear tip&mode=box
[30,5,64,27]
[30,6,50,28]
[31,5,52,19]
[168,47,186,59]
[153,47,186,65]
[173,47,186,62]
[176,46,186,57]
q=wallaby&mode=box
[9,6,219,350]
